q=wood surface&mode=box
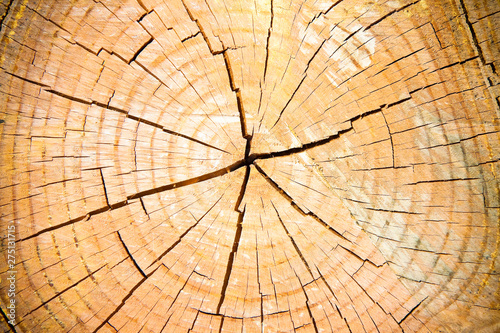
[0,0,499,332]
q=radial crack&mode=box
[398,296,428,324]
[4,72,230,154]
[21,265,106,318]
[255,235,264,331]
[155,2,250,146]
[235,166,251,211]
[457,0,487,66]
[216,206,246,315]
[99,168,111,208]
[128,159,245,200]
[291,268,319,333]
[162,128,231,154]
[221,50,250,139]
[18,201,128,242]
[248,126,353,163]
[263,0,274,83]
[5,71,50,87]
[0,306,18,332]
[270,74,307,130]
[145,194,224,269]
[307,0,344,26]
[180,0,218,54]
[117,231,146,278]
[254,164,350,242]
[216,164,250,314]
[364,1,420,31]
[19,159,246,242]
[92,265,163,333]
[403,177,479,186]
[339,244,384,268]
[128,37,154,64]
[0,0,14,33]
[253,103,396,161]
[271,202,316,280]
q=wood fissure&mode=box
[255,164,351,242]
[0,0,14,33]
[91,265,163,333]
[216,207,246,315]
[263,0,274,83]
[5,71,230,153]
[146,194,224,270]
[117,231,146,278]
[1,0,499,331]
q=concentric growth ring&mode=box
[0,0,499,332]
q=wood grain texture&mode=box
[0,0,499,332]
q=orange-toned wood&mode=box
[0,0,499,332]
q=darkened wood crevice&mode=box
[128,160,246,200]
[117,231,146,278]
[1,306,18,333]
[364,1,420,31]
[4,71,231,154]
[216,207,245,315]
[262,0,274,83]
[18,265,106,320]
[254,163,350,242]
[91,265,163,333]
[2,0,499,331]
[145,194,224,270]
[0,0,15,33]
[216,164,250,317]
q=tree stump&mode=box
[0,0,499,332]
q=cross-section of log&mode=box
[0,0,499,332]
